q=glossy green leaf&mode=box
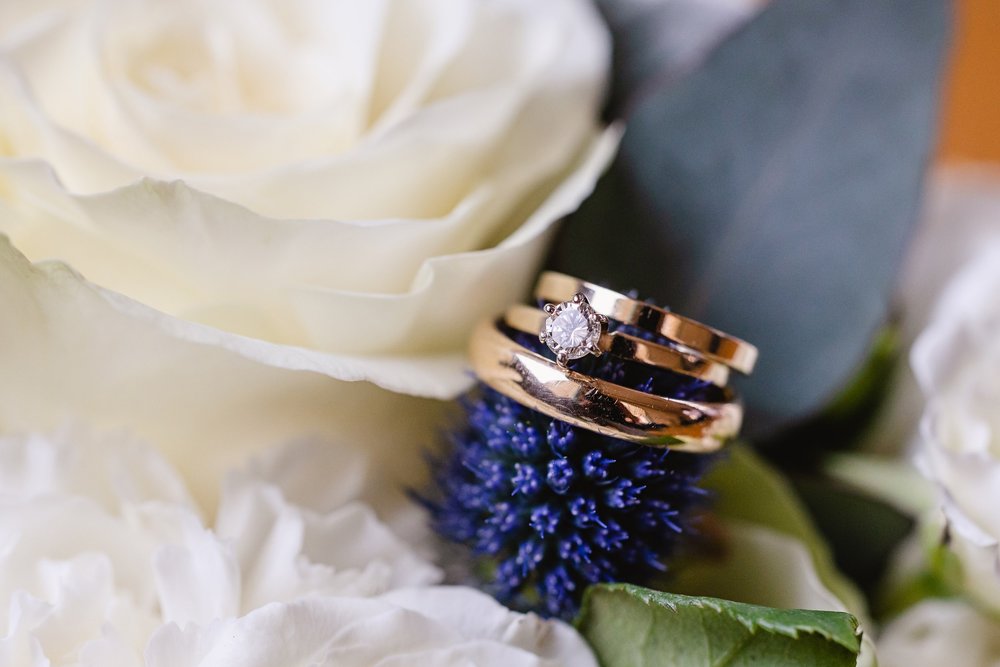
[577,584,861,667]
[555,0,950,433]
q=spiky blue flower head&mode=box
[424,314,724,619]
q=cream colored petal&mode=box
[367,0,475,132]
[8,0,387,173]
[0,237,449,512]
[0,60,140,187]
[287,127,620,355]
[3,0,609,224]
[0,124,616,370]
[93,0,390,172]
[0,1,80,49]
[878,599,1000,667]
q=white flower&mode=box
[858,168,1000,455]
[0,427,594,667]
[145,589,596,667]
[0,0,615,505]
[877,599,1000,667]
[0,0,612,367]
[911,176,1000,612]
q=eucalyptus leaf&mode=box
[594,0,757,117]
[577,583,861,667]
[554,0,950,433]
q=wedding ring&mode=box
[504,304,731,387]
[535,271,758,374]
[470,319,743,452]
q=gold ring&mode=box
[535,271,758,374]
[470,318,743,452]
[503,304,731,387]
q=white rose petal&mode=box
[910,191,1000,612]
[2,0,607,203]
[0,238,447,511]
[0,0,614,402]
[855,168,1000,456]
[878,599,1000,667]
[0,125,617,395]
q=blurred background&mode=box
[941,0,999,162]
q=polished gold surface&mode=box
[535,272,759,375]
[504,304,731,387]
[470,319,743,452]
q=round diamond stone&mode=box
[544,302,601,360]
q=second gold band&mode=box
[470,318,743,452]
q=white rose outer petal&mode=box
[0,128,619,390]
[0,236,455,511]
[0,0,614,391]
[0,0,616,528]
[912,219,1000,614]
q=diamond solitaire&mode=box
[539,293,607,366]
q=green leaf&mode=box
[577,584,861,667]
[554,0,950,434]
[791,474,914,596]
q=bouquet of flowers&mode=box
[3,0,991,665]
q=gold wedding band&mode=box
[535,271,758,374]
[503,304,731,387]
[470,319,742,452]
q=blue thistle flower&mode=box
[424,313,723,619]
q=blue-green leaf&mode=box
[554,0,950,432]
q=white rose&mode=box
[0,0,612,356]
[0,0,615,507]
[877,599,1000,667]
[0,427,594,667]
[911,176,1000,612]
[858,168,1000,455]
